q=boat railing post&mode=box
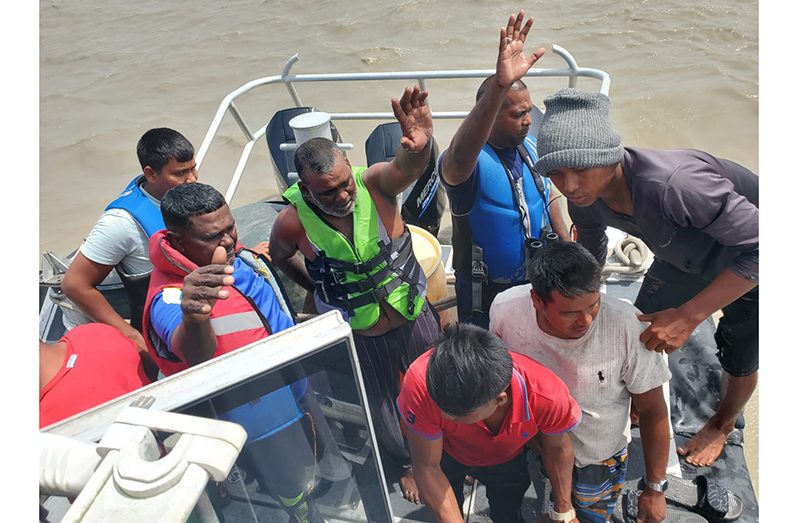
[552,44,580,89]
[228,101,255,142]
[281,53,304,107]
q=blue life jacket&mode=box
[218,381,307,443]
[105,176,164,238]
[103,175,165,329]
[468,137,550,283]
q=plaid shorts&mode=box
[571,447,628,522]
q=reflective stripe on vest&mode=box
[209,310,264,335]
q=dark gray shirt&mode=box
[570,147,758,284]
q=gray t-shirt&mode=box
[490,284,671,467]
[62,181,160,329]
[570,147,758,284]
[79,182,160,278]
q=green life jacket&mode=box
[283,167,427,330]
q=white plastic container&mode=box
[288,111,333,145]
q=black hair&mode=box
[136,128,194,173]
[161,182,226,232]
[426,323,513,417]
[526,241,602,303]
[294,137,344,182]
[475,74,528,103]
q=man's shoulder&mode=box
[523,136,538,156]
[599,294,640,315]
[407,348,433,377]
[95,207,138,226]
[272,203,306,237]
[597,295,645,331]
[81,208,147,262]
[626,147,713,187]
[492,283,532,310]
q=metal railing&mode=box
[195,44,611,204]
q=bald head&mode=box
[294,137,346,181]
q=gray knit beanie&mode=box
[533,88,623,177]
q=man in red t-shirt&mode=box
[397,323,582,523]
[40,323,151,428]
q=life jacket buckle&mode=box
[329,269,347,286]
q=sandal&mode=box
[661,475,743,521]
[613,489,709,523]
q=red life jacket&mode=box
[142,230,272,376]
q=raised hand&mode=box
[181,245,235,319]
[390,85,432,153]
[496,10,546,89]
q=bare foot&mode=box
[677,420,732,467]
[400,470,421,504]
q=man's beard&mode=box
[308,189,357,218]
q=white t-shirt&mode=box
[79,182,160,277]
[490,284,671,467]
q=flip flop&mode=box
[661,475,743,521]
[612,489,709,523]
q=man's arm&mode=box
[638,164,758,353]
[62,253,146,350]
[268,207,315,292]
[168,247,235,366]
[402,422,464,523]
[631,386,669,523]
[548,191,571,241]
[569,202,608,266]
[536,432,577,522]
[638,268,756,353]
[364,86,434,198]
[440,10,545,187]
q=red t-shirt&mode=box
[40,324,151,428]
[397,349,581,467]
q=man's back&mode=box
[569,147,759,282]
[399,347,581,467]
[40,323,151,428]
[490,285,671,466]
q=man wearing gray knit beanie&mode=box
[535,87,759,470]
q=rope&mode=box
[602,235,651,275]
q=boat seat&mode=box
[265,107,343,191]
[365,122,446,236]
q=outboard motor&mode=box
[365,122,446,237]
[265,107,343,193]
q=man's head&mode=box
[477,75,533,149]
[294,137,357,218]
[137,128,198,200]
[527,241,602,339]
[161,182,237,266]
[533,88,624,207]
[426,323,513,424]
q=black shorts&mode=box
[634,259,758,377]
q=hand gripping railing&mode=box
[195,45,610,204]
